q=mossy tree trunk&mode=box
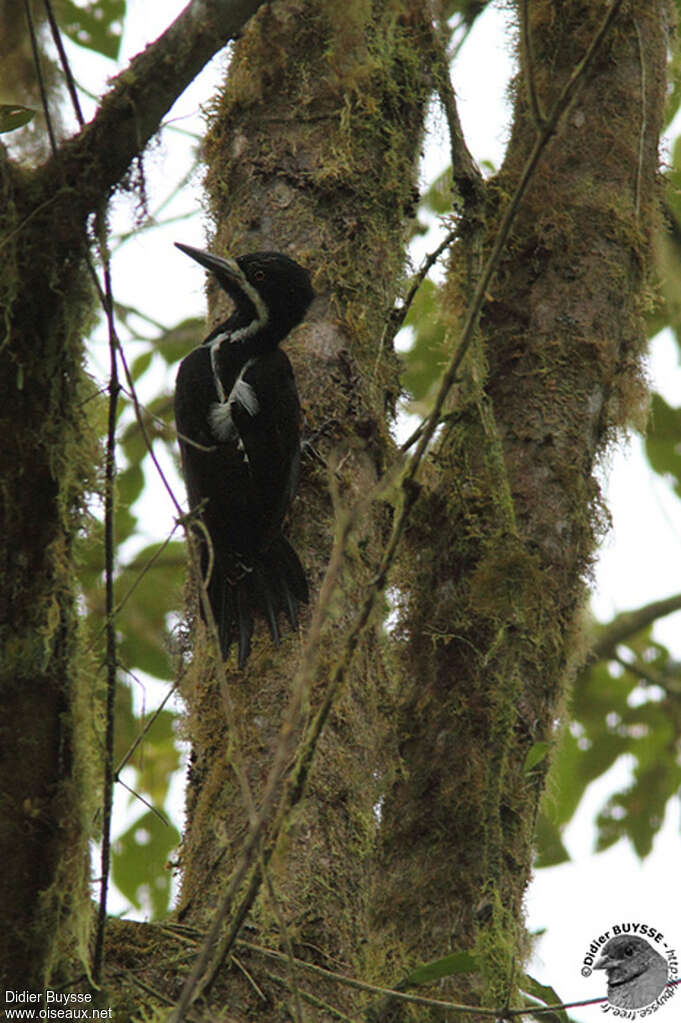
[173,0,434,1013]
[373,0,668,1010]
[0,147,103,987]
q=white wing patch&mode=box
[232,377,259,416]
[209,401,237,442]
[209,358,259,447]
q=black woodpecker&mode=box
[173,242,313,668]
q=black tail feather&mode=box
[236,586,254,669]
[201,535,307,667]
[255,567,281,648]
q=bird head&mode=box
[175,242,314,348]
[594,935,667,986]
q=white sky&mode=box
[46,1,681,1016]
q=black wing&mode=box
[231,348,303,546]
[174,344,264,559]
[174,344,307,666]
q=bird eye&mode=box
[254,269,265,281]
[624,945,634,957]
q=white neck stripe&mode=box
[238,277,269,334]
[206,275,269,400]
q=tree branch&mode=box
[589,592,681,662]
[612,651,681,696]
[430,4,485,210]
[92,247,120,986]
[519,0,545,128]
[39,0,267,215]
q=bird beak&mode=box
[174,242,246,295]
[594,954,613,971]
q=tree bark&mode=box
[374,0,669,1011]
[173,0,434,1014]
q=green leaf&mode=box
[116,541,185,680]
[113,679,180,822]
[131,705,181,807]
[0,105,36,134]
[156,318,204,365]
[400,278,448,406]
[518,973,573,1023]
[596,758,681,858]
[112,809,179,919]
[654,149,681,344]
[113,678,137,765]
[524,741,550,774]
[120,391,175,467]
[664,11,681,127]
[130,349,154,382]
[556,621,681,861]
[403,950,478,987]
[534,810,570,868]
[420,167,454,216]
[540,728,584,832]
[118,462,144,516]
[55,0,125,60]
[645,393,681,498]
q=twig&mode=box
[42,0,85,127]
[430,3,485,207]
[114,208,201,247]
[43,0,269,222]
[403,0,626,473]
[633,18,647,221]
[115,775,170,828]
[259,847,304,1023]
[520,0,546,128]
[117,384,216,453]
[231,955,267,1002]
[114,161,202,249]
[410,0,628,485]
[233,0,625,973]
[505,993,611,1017]
[375,227,458,373]
[0,194,60,252]
[589,592,681,662]
[398,416,428,454]
[115,684,179,777]
[91,319,258,990]
[114,302,169,333]
[113,524,179,619]
[93,252,120,986]
[115,340,186,518]
[372,6,482,375]
[263,968,357,1023]
[238,939,503,1017]
[24,0,57,154]
[83,524,182,659]
[127,973,204,1022]
[194,464,418,1001]
[242,938,619,1018]
[611,651,681,695]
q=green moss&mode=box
[0,154,106,983]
